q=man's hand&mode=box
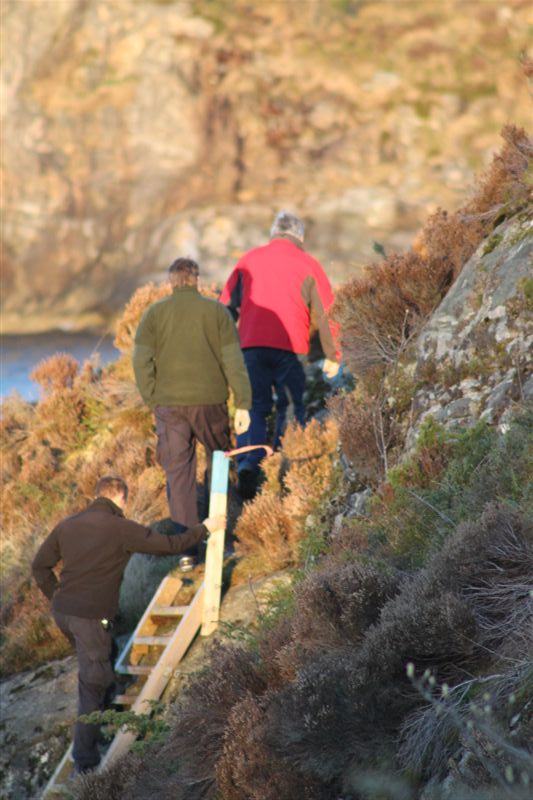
[322,359,340,379]
[234,408,251,435]
[203,515,227,534]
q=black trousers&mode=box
[238,348,306,472]
[54,610,114,769]
[154,404,231,529]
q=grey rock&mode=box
[407,217,532,440]
[522,374,533,401]
[436,397,471,421]
[347,488,372,518]
[0,656,77,799]
[480,379,516,424]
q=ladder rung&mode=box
[113,694,137,705]
[117,664,152,675]
[152,605,189,617]
[134,635,171,646]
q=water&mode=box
[0,332,120,402]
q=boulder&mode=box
[407,215,532,444]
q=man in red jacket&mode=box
[220,210,340,498]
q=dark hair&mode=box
[95,475,128,499]
[168,257,200,287]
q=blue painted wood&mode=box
[210,450,230,497]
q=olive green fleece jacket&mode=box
[133,287,252,409]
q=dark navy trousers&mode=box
[237,347,306,472]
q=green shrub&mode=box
[334,409,532,570]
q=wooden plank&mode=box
[115,574,182,672]
[133,635,172,647]
[113,694,136,705]
[151,605,189,617]
[119,665,152,676]
[201,451,229,636]
[100,582,205,769]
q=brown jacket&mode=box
[32,497,207,620]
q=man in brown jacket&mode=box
[32,475,223,774]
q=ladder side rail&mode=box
[100,582,205,768]
[201,451,229,636]
[115,574,182,673]
[41,744,74,798]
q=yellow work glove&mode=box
[234,408,251,435]
[322,359,340,379]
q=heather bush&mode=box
[332,250,433,377]
[268,507,532,788]
[144,644,267,800]
[216,692,331,800]
[333,410,532,569]
[74,751,143,800]
[333,126,531,383]
[0,585,71,674]
[284,559,399,662]
[30,352,79,395]
[233,492,298,573]
[330,386,397,484]
[399,661,533,786]
[114,282,171,353]
[281,417,339,520]
[465,124,532,217]
[234,418,339,577]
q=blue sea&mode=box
[0,332,119,402]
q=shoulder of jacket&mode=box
[304,252,327,277]
[196,294,224,313]
[149,294,174,313]
[243,244,270,260]
[61,508,87,526]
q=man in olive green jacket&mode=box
[133,258,251,535]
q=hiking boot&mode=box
[74,762,99,775]
[238,468,257,500]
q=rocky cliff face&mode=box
[407,214,532,444]
[2,0,530,332]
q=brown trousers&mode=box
[154,404,231,528]
[53,610,114,770]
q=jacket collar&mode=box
[270,234,304,250]
[172,286,199,294]
[88,497,125,517]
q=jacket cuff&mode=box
[194,523,209,542]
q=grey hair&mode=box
[270,210,305,242]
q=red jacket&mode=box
[220,237,339,360]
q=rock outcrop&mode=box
[0,657,77,799]
[407,213,532,444]
[2,0,530,331]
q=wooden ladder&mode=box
[42,451,230,798]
